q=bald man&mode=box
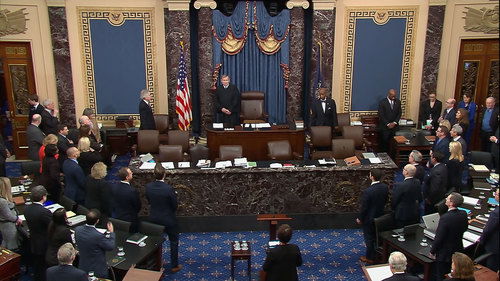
[378,89,401,152]
[439,98,456,125]
[391,164,422,227]
[62,147,86,204]
[27,114,45,160]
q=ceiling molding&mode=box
[164,0,190,11]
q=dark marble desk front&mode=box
[129,154,398,217]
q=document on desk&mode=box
[463,231,481,242]
[472,165,489,172]
[45,203,65,213]
[139,162,156,170]
[139,153,154,163]
[215,161,232,169]
[213,123,223,129]
[369,157,382,164]
[255,123,271,128]
[161,162,175,169]
[363,264,393,281]
[362,153,376,159]
[270,163,283,168]
[234,158,248,167]
[178,162,190,168]
[462,196,479,206]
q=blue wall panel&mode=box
[351,18,406,111]
[90,19,146,114]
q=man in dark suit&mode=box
[424,151,448,214]
[430,192,468,281]
[408,150,425,183]
[57,124,74,165]
[490,128,499,170]
[378,89,402,152]
[439,98,457,125]
[75,209,115,278]
[24,186,53,281]
[356,168,389,263]
[62,147,86,204]
[480,97,499,152]
[450,124,467,155]
[39,99,60,135]
[27,114,45,161]
[431,126,450,161]
[382,251,420,281]
[112,167,141,232]
[215,74,241,126]
[479,187,499,272]
[46,243,88,281]
[139,89,156,130]
[28,94,45,124]
[419,92,442,130]
[0,135,10,177]
[146,163,182,272]
[262,224,302,281]
[310,87,338,128]
[391,165,422,228]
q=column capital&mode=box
[193,0,217,10]
[286,0,310,9]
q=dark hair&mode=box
[432,151,445,163]
[48,208,68,238]
[462,93,472,99]
[277,224,293,243]
[438,125,449,136]
[44,144,58,157]
[457,108,469,125]
[79,125,91,138]
[28,94,39,102]
[30,185,47,202]
[154,162,165,180]
[117,167,130,181]
[370,169,384,181]
[57,124,67,132]
[86,209,100,225]
[449,192,464,207]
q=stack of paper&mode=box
[318,158,336,165]
[463,231,480,242]
[11,185,26,194]
[472,165,489,172]
[139,162,156,170]
[178,162,190,168]
[362,153,376,159]
[234,158,248,167]
[350,121,362,126]
[139,153,154,163]
[213,123,223,129]
[255,123,271,129]
[45,203,65,213]
[462,196,479,206]
[369,158,382,164]
[269,163,283,168]
[215,161,232,169]
[196,159,211,168]
[161,162,175,169]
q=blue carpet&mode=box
[160,229,366,281]
[6,162,22,177]
[106,154,132,183]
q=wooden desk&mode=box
[390,137,432,166]
[230,241,251,281]
[257,214,292,241]
[206,126,305,161]
[0,247,21,281]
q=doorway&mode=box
[0,42,37,160]
[454,39,499,150]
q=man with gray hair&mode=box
[480,96,498,151]
[139,89,156,130]
[450,124,467,155]
[408,150,425,183]
[391,164,422,227]
[430,192,468,281]
[40,98,60,135]
[46,243,87,281]
[382,251,419,281]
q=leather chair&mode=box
[158,145,183,162]
[138,221,165,236]
[137,130,159,154]
[154,114,170,144]
[219,145,243,161]
[337,113,351,127]
[309,126,334,160]
[240,91,268,123]
[267,140,301,160]
[470,151,493,167]
[168,130,190,153]
[109,217,131,233]
[189,144,210,163]
[341,126,372,155]
[331,139,356,159]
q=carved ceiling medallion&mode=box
[463,5,499,34]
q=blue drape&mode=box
[212,1,289,124]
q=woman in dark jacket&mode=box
[39,144,61,202]
[77,137,102,176]
[45,208,73,267]
[263,224,302,281]
[84,162,112,221]
[447,142,465,193]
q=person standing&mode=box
[112,167,141,232]
[431,126,451,161]
[146,163,182,272]
[378,89,401,152]
[408,150,425,184]
[82,108,101,143]
[85,162,112,222]
[356,169,389,263]
[457,93,477,144]
[430,192,468,281]
[439,98,457,125]
[28,94,45,124]
[139,89,156,130]
[24,186,53,281]
[310,87,338,128]
[391,165,421,228]
[45,208,73,267]
[75,209,115,279]
[0,135,10,177]
[490,128,499,170]
[62,147,86,205]
[27,114,45,161]
[450,124,467,156]
[0,177,22,251]
[479,188,499,272]
[419,92,442,131]
[447,142,465,193]
[480,97,499,152]
[215,75,241,126]
[39,144,62,202]
[40,99,60,135]
[424,151,448,214]
[46,243,88,281]
[57,124,74,166]
[262,224,302,281]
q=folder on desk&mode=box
[344,156,361,166]
[393,135,408,144]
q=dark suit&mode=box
[382,272,420,281]
[378,98,402,151]
[392,178,422,227]
[0,135,8,177]
[492,128,499,169]
[78,151,102,176]
[432,137,450,161]
[45,225,72,266]
[27,124,45,161]
[413,164,425,184]
[139,99,156,130]
[112,182,141,232]
[25,202,52,281]
[310,98,338,127]
[62,159,86,205]
[75,224,115,278]
[262,244,302,281]
[447,159,464,193]
[480,106,499,152]
[423,163,448,214]
[29,103,45,124]
[359,182,389,260]
[480,206,499,272]
[46,264,88,281]
[85,177,112,218]
[441,107,457,125]
[40,110,59,135]
[214,84,241,126]
[57,134,74,165]
[453,137,467,156]
[419,99,442,129]
[431,209,468,281]
[39,156,61,202]
[146,180,179,267]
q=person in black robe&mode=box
[215,75,240,126]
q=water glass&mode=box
[117,246,125,256]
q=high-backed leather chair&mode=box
[267,140,301,161]
[137,130,159,154]
[154,114,170,144]
[159,145,183,162]
[309,126,334,159]
[337,113,351,127]
[331,139,355,159]
[189,144,209,163]
[240,91,268,123]
[168,130,189,153]
[219,145,243,161]
[341,126,372,154]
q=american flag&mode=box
[176,43,192,131]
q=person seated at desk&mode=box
[448,252,475,281]
[391,164,421,228]
[75,209,115,279]
[262,224,302,281]
[112,167,141,233]
[214,74,240,126]
[310,87,338,129]
[381,251,419,281]
[46,243,88,281]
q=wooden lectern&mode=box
[257,214,292,240]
